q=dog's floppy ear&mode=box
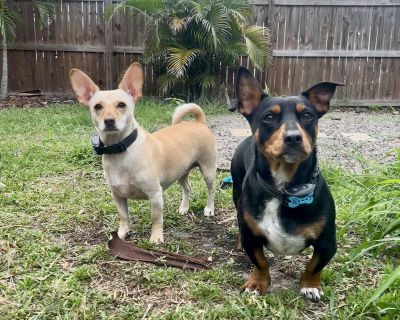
[119,62,144,102]
[235,66,265,117]
[301,82,344,117]
[69,69,99,105]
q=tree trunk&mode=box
[0,36,8,98]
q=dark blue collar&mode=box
[256,163,321,208]
[91,129,138,155]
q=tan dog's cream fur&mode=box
[69,63,217,243]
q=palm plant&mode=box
[0,1,54,98]
[109,0,270,100]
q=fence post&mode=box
[104,0,113,89]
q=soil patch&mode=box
[0,94,73,109]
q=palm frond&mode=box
[195,73,217,90]
[169,15,191,33]
[242,25,271,70]
[157,73,181,95]
[167,46,202,77]
[33,0,55,30]
[0,3,20,43]
[189,25,210,48]
[220,0,250,26]
[215,42,244,65]
[145,13,164,50]
[182,0,206,16]
[186,1,231,50]
[205,3,231,49]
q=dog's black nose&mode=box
[104,118,116,127]
[284,130,302,146]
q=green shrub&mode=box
[108,0,271,100]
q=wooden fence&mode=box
[5,0,400,106]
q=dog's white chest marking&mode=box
[107,173,147,199]
[105,167,146,199]
[258,199,305,255]
[102,135,150,200]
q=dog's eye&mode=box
[263,114,275,123]
[94,104,102,111]
[302,112,313,121]
[118,102,126,108]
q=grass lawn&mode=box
[0,100,399,319]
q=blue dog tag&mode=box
[287,192,314,208]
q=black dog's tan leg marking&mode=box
[243,247,270,294]
[300,252,322,300]
[300,241,336,301]
[241,213,270,293]
[243,212,264,237]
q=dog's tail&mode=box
[172,103,206,125]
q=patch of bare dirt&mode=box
[66,221,107,246]
[0,94,74,109]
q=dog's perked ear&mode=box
[119,62,144,103]
[235,66,265,117]
[69,69,99,105]
[301,82,344,117]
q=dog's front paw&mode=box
[242,273,269,294]
[149,232,164,244]
[300,287,324,302]
[117,225,129,239]
[203,206,214,217]
[178,205,189,215]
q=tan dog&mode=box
[69,63,217,243]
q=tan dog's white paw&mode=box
[203,207,214,217]
[149,232,164,244]
[117,226,129,239]
[178,205,189,215]
[300,287,324,302]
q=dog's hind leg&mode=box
[112,193,129,239]
[199,163,216,217]
[178,172,191,214]
[149,189,164,244]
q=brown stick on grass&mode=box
[107,232,211,271]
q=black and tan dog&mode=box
[231,67,343,301]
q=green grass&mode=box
[0,100,399,319]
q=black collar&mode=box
[256,162,322,208]
[91,129,138,155]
